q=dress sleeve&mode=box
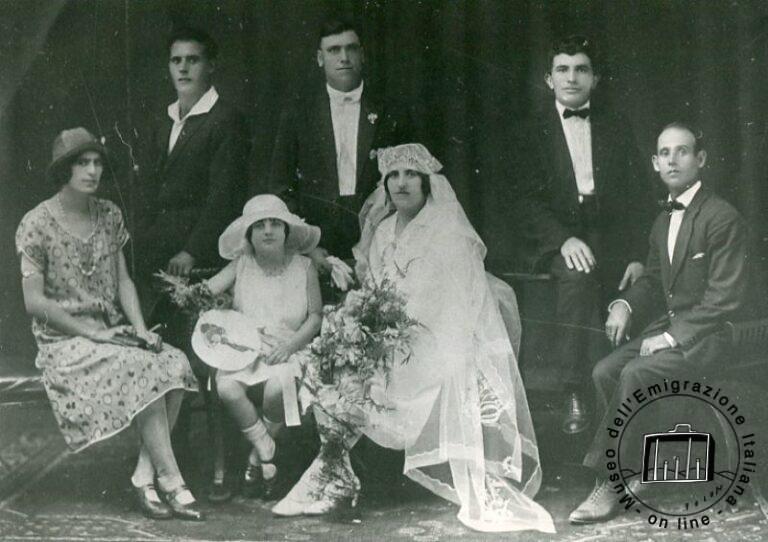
[15,209,46,273]
[104,200,130,249]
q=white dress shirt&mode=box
[555,100,594,200]
[327,82,363,196]
[667,181,701,263]
[167,86,219,154]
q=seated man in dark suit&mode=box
[133,26,250,502]
[512,35,654,434]
[569,122,749,523]
[269,18,413,282]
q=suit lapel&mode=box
[669,188,708,286]
[164,111,210,172]
[356,91,378,196]
[314,91,338,194]
[156,117,173,170]
[544,106,579,204]
[589,106,606,201]
[658,213,672,288]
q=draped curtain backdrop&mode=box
[2,0,768,355]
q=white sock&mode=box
[242,419,275,463]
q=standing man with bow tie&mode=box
[512,35,654,434]
[569,122,748,524]
[269,18,413,280]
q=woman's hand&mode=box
[88,325,135,345]
[136,329,163,352]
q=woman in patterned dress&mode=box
[15,128,202,521]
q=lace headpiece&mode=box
[377,143,443,176]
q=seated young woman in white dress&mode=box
[272,144,555,533]
[204,195,322,498]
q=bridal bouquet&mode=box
[300,275,419,417]
[298,276,420,501]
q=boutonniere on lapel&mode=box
[367,112,378,125]
[369,149,378,161]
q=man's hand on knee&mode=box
[560,237,596,273]
[605,303,631,347]
[639,334,673,356]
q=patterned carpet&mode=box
[1,399,767,541]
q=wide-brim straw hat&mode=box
[191,309,264,372]
[218,194,321,259]
[47,127,107,181]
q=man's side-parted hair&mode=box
[547,34,600,74]
[167,26,219,60]
[318,18,362,48]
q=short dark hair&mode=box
[657,121,705,154]
[548,34,600,74]
[50,156,78,188]
[383,170,431,201]
[50,151,104,188]
[167,26,218,60]
[318,18,361,48]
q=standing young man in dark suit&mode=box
[569,122,749,524]
[135,26,249,314]
[134,26,250,502]
[514,35,653,434]
[269,19,412,277]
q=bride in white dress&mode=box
[273,143,555,533]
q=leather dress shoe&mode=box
[562,392,590,435]
[133,484,172,520]
[569,479,620,524]
[242,461,263,498]
[261,463,281,500]
[159,485,206,521]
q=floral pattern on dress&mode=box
[15,198,197,452]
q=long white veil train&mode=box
[353,144,555,533]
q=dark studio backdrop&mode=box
[2,0,768,358]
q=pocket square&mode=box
[692,252,706,260]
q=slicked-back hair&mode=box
[318,18,361,48]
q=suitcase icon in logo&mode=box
[641,423,714,483]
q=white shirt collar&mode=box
[326,81,364,105]
[555,100,590,118]
[167,86,219,123]
[669,180,702,206]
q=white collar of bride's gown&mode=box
[381,198,440,242]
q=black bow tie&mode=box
[563,108,590,119]
[660,199,687,213]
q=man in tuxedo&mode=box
[569,122,748,524]
[513,35,654,434]
[269,18,413,273]
[134,26,250,502]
